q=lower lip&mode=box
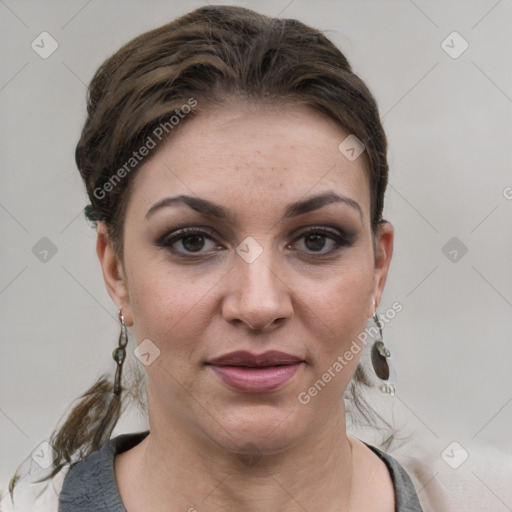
[209,363,303,392]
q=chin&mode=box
[204,402,308,455]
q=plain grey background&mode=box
[1,0,511,508]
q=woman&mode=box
[4,5,424,511]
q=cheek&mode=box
[299,270,373,404]
[304,259,373,361]
[126,257,221,349]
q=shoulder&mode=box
[364,442,424,512]
[349,435,424,512]
[386,437,512,512]
[58,442,114,511]
[58,431,149,512]
[0,431,150,512]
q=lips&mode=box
[206,350,304,392]
[208,350,303,367]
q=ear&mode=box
[96,222,133,326]
[368,221,394,316]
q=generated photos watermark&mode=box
[93,97,197,200]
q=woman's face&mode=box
[98,101,393,454]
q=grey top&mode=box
[58,431,424,511]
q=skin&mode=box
[96,100,395,512]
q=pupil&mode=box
[305,234,325,251]
[183,235,204,252]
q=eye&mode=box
[291,227,353,255]
[157,225,354,258]
[157,227,220,256]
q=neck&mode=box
[131,407,354,512]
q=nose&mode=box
[221,246,293,332]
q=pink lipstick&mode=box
[207,350,304,392]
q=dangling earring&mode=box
[112,308,128,396]
[371,312,391,381]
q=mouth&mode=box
[206,350,305,393]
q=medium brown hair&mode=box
[9,4,392,499]
[78,5,388,259]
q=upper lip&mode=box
[207,350,304,367]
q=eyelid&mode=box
[157,225,218,246]
[293,224,354,240]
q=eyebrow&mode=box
[145,191,363,223]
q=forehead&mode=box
[126,102,371,223]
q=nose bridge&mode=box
[223,237,292,330]
[240,248,277,296]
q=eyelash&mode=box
[157,225,354,258]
